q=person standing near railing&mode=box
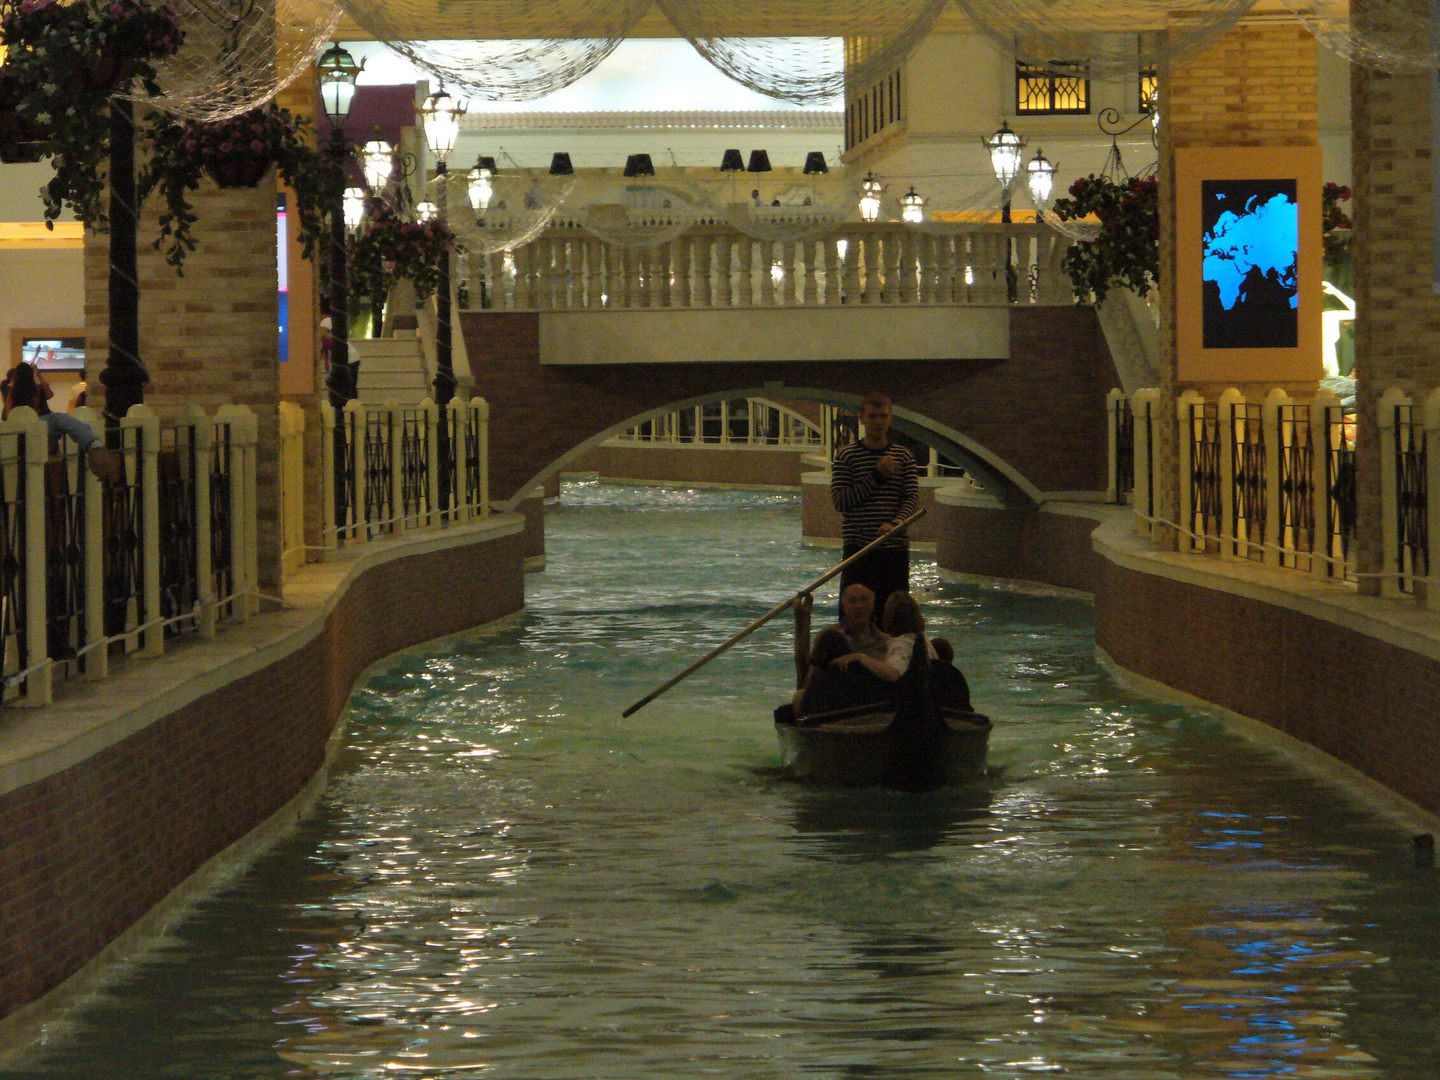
[2,362,120,482]
[830,391,918,619]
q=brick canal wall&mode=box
[934,494,1440,820]
[0,518,526,1029]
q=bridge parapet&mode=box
[463,221,1074,313]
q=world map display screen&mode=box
[1200,179,1298,349]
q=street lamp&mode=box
[983,120,1026,302]
[342,187,366,231]
[901,185,925,225]
[858,171,883,223]
[420,84,467,517]
[419,84,467,411]
[1026,149,1056,219]
[362,139,394,191]
[468,155,495,217]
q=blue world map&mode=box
[1202,191,1299,311]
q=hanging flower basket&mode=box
[205,156,273,189]
[141,102,332,270]
[1050,173,1160,306]
[348,205,457,302]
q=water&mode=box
[7,482,1440,1079]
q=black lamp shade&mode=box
[624,153,655,177]
[803,151,829,175]
[747,149,772,173]
[549,152,574,175]
[477,155,497,174]
[720,148,744,171]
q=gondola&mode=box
[773,660,991,788]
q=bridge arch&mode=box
[463,306,1116,512]
[502,385,1043,511]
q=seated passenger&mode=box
[837,591,935,682]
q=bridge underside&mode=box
[461,305,1118,508]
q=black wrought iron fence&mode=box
[1113,396,1134,503]
[1187,400,1222,549]
[1323,404,1357,581]
[1231,402,1267,561]
[102,425,146,643]
[1,432,34,700]
[1275,403,1314,571]
[399,406,431,527]
[210,421,235,622]
[362,408,395,538]
[158,438,200,638]
[1393,403,1428,593]
[43,457,87,670]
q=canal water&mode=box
[5,481,1440,1079]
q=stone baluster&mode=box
[841,234,860,305]
[533,238,553,310]
[673,235,691,308]
[881,229,901,304]
[606,243,623,309]
[822,237,840,305]
[697,234,716,307]
[584,240,603,308]
[935,234,955,304]
[736,237,753,307]
[759,239,776,306]
[512,246,532,310]
[859,232,878,304]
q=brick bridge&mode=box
[461,303,1119,510]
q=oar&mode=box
[621,508,926,717]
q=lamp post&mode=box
[900,185,925,225]
[317,41,360,530]
[983,120,1026,302]
[858,171,883,223]
[1026,149,1056,219]
[420,84,467,516]
[420,84,466,409]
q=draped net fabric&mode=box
[134,0,343,120]
[1277,0,1440,76]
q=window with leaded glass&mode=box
[1016,61,1090,115]
[1139,68,1158,114]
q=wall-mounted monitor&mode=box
[12,331,85,371]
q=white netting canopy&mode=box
[1277,0,1440,76]
[132,0,342,120]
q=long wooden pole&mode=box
[621,508,926,717]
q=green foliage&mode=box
[1050,173,1159,306]
[139,104,334,271]
[0,0,183,228]
[1322,181,1353,265]
[348,204,456,302]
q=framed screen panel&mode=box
[1175,146,1322,383]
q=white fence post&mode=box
[122,404,164,658]
[1130,388,1160,539]
[278,401,305,574]
[1176,389,1204,553]
[1217,388,1244,560]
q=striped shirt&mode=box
[830,440,919,549]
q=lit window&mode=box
[1016,61,1090,116]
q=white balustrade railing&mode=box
[0,403,259,707]
[611,397,823,448]
[462,223,1073,313]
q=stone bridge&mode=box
[455,221,1121,508]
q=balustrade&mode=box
[469,222,1068,312]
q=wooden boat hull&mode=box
[775,710,992,788]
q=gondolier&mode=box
[831,392,919,619]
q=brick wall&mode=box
[462,305,1118,505]
[1094,555,1440,817]
[85,177,284,594]
[0,527,525,1022]
[933,501,1108,593]
[1351,0,1438,590]
[1156,19,1321,546]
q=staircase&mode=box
[354,335,431,403]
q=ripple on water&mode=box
[6,482,1438,1080]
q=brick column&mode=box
[1157,18,1319,548]
[85,176,283,597]
[1351,0,1435,593]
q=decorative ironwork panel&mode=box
[1113,398,1134,503]
[44,457,86,672]
[1393,404,1428,591]
[363,409,395,537]
[341,412,359,545]
[1016,61,1090,115]
[102,427,145,641]
[463,409,483,513]
[399,407,431,526]
[0,433,31,698]
[1275,404,1314,570]
[1324,405,1357,581]
[210,422,235,622]
[1231,403,1267,561]
[158,441,199,638]
[1188,402,1222,547]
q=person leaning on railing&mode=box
[2,362,121,482]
